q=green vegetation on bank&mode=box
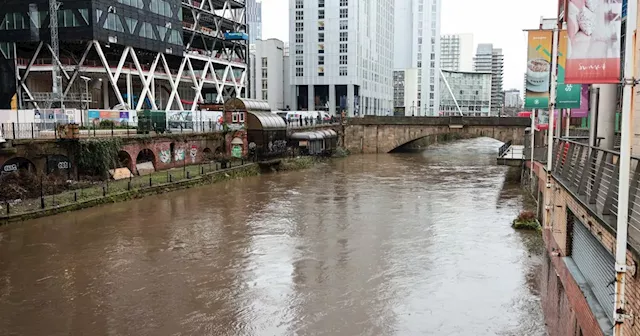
[0,162,259,223]
[512,210,541,231]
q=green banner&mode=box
[556,30,581,109]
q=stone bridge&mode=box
[343,116,530,153]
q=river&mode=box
[0,137,546,336]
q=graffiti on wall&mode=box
[190,146,198,163]
[159,150,171,163]
[175,148,185,162]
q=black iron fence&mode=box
[551,138,640,248]
[1,119,342,140]
[0,158,256,218]
[0,121,227,139]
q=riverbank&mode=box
[0,155,334,224]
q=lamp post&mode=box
[80,76,91,126]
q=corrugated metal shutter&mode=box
[572,219,615,322]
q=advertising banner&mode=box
[571,85,590,117]
[524,30,553,109]
[557,30,582,108]
[565,0,622,83]
[87,110,132,125]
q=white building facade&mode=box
[440,33,473,72]
[504,89,522,108]
[439,70,492,116]
[289,0,394,116]
[247,0,263,44]
[392,0,442,116]
[473,43,504,115]
[249,39,287,110]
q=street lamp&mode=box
[80,76,91,126]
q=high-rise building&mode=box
[440,34,474,72]
[393,0,442,116]
[247,0,263,44]
[504,89,522,108]
[474,44,504,114]
[290,0,394,116]
[0,0,247,110]
[249,39,287,110]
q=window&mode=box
[261,68,268,78]
[150,0,173,17]
[104,13,125,32]
[156,25,167,39]
[168,29,182,44]
[262,90,268,100]
[295,10,303,20]
[261,79,268,89]
[340,0,348,6]
[118,0,144,9]
[318,10,324,19]
[339,55,347,65]
[339,8,348,18]
[138,22,154,39]
[318,55,324,65]
[318,32,324,42]
[295,22,303,31]
[339,43,347,53]
[296,67,304,77]
[295,0,303,9]
[339,67,347,76]
[295,44,303,54]
[339,32,348,42]
[261,57,267,67]
[126,18,139,33]
[339,20,348,30]
[319,0,325,7]
[296,56,303,66]
[295,33,303,43]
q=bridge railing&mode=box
[551,138,640,249]
[498,140,512,158]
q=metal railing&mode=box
[1,119,342,140]
[551,138,640,248]
[0,121,224,139]
[498,140,512,158]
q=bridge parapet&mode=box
[346,116,530,127]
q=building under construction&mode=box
[0,0,248,111]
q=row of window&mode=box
[117,0,178,18]
[98,10,183,45]
[0,10,89,30]
[295,67,348,77]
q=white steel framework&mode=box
[13,0,248,111]
[16,40,246,111]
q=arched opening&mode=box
[117,151,132,169]
[136,149,155,166]
[46,155,72,177]
[202,147,214,161]
[135,149,156,176]
[1,157,35,174]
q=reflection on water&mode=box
[0,137,546,336]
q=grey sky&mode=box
[260,0,557,94]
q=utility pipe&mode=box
[613,0,637,333]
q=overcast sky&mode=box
[260,0,557,92]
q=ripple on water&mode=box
[0,137,546,336]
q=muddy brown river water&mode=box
[0,137,546,336]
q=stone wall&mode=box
[343,124,527,154]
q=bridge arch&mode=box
[343,117,529,154]
[1,157,36,174]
